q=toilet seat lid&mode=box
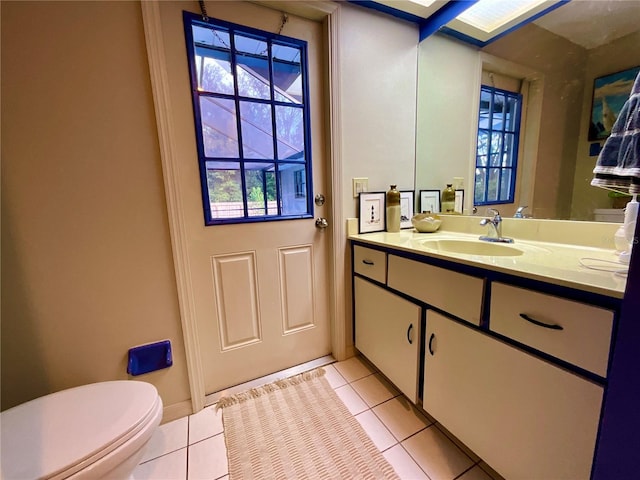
[0,381,160,479]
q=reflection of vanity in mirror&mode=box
[415,0,640,221]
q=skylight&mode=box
[443,0,563,45]
[456,0,548,33]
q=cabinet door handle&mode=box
[428,333,435,355]
[362,259,374,265]
[519,313,564,330]
[407,324,413,344]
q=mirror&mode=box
[415,0,640,221]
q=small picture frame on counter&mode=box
[419,189,440,214]
[455,189,464,214]
[400,190,415,229]
[358,192,386,233]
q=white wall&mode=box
[415,34,481,214]
[339,4,419,220]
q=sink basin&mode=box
[420,239,524,257]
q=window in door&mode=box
[474,85,523,205]
[183,12,313,224]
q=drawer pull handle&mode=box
[362,259,374,266]
[519,313,564,330]
[407,324,414,344]
[428,333,435,355]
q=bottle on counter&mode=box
[386,185,401,232]
[442,184,455,214]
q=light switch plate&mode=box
[352,177,368,198]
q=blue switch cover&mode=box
[127,340,173,376]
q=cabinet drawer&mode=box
[387,255,484,325]
[490,282,614,377]
[354,245,387,283]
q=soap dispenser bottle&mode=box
[442,184,455,214]
[386,185,401,232]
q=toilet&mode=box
[1,381,163,479]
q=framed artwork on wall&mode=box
[400,191,415,229]
[419,190,440,214]
[358,192,386,233]
[589,66,640,141]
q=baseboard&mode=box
[162,399,192,424]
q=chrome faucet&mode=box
[479,208,513,243]
[514,206,529,218]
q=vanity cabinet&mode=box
[351,237,618,479]
[354,277,421,402]
[424,310,603,480]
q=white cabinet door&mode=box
[424,311,603,480]
[355,277,421,402]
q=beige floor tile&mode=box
[323,363,348,389]
[132,448,187,480]
[140,417,188,463]
[402,426,474,480]
[355,409,397,451]
[383,444,430,480]
[373,397,432,441]
[458,465,494,480]
[333,355,376,383]
[334,384,369,415]
[188,404,224,445]
[188,433,228,480]
[351,373,399,407]
[435,422,481,463]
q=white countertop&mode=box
[349,230,627,299]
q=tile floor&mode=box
[132,356,504,480]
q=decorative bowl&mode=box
[411,213,442,233]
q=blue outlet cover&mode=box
[127,340,173,376]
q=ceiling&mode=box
[533,0,640,49]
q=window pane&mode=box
[475,168,486,204]
[479,89,492,129]
[235,35,270,100]
[192,26,234,95]
[240,101,274,159]
[500,169,512,201]
[206,162,244,219]
[245,162,277,216]
[477,130,489,158]
[503,133,515,166]
[200,97,239,157]
[193,25,230,48]
[273,45,302,104]
[276,106,304,160]
[492,94,505,130]
[490,132,502,167]
[196,53,234,95]
[488,168,500,202]
[504,96,519,131]
[280,164,308,215]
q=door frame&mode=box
[141,0,346,413]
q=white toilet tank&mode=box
[594,208,624,222]
[0,381,162,480]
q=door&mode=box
[155,1,331,395]
[424,311,603,479]
[354,277,421,402]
